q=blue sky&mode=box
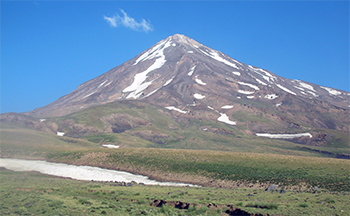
[1,1,349,113]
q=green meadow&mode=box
[1,117,350,215]
[1,168,349,216]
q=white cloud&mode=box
[104,16,118,27]
[104,10,153,33]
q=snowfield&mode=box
[0,158,196,187]
[256,133,312,139]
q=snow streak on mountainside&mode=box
[26,34,349,138]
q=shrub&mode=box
[196,206,208,214]
[137,199,146,204]
[159,204,173,214]
[246,202,278,209]
[325,197,335,204]
[79,198,92,205]
[49,200,64,208]
[299,203,309,208]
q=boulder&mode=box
[266,184,279,192]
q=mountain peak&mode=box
[167,34,202,47]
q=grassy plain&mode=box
[1,168,349,216]
[47,148,350,192]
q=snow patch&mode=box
[57,132,65,136]
[134,40,170,65]
[105,81,112,87]
[221,105,233,109]
[163,76,175,86]
[276,84,296,95]
[256,133,312,139]
[187,51,193,53]
[0,158,196,186]
[247,96,254,99]
[124,41,171,99]
[207,106,214,110]
[98,80,108,88]
[199,49,239,69]
[217,113,236,125]
[276,102,282,107]
[188,65,196,76]
[256,79,267,86]
[232,71,241,76]
[144,88,160,98]
[102,144,119,148]
[248,66,276,83]
[296,81,315,91]
[294,86,305,91]
[320,86,342,96]
[39,119,46,122]
[264,94,278,100]
[195,75,206,85]
[209,51,239,69]
[307,91,318,97]
[238,82,260,90]
[165,106,188,114]
[82,91,96,99]
[238,90,255,95]
[194,93,205,99]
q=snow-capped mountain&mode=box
[15,34,347,147]
[29,34,349,117]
